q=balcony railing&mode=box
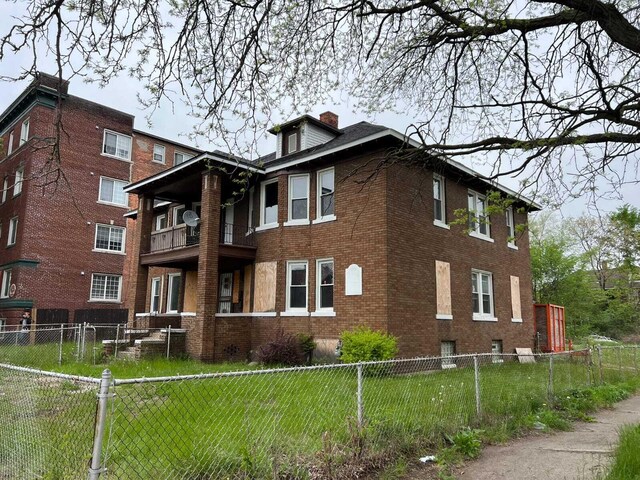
[149,223,255,253]
[220,223,256,247]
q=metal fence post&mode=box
[548,354,554,402]
[114,324,120,358]
[473,355,481,417]
[76,325,82,361]
[635,345,638,374]
[597,345,603,384]
[58,324,64,365]
[618,346,622,373]
[356,363,363,429]
[166,326,172,359]
[88,369,112,480]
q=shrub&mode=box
[339,327,398,363]
[256,330,304,366]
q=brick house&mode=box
[0,73,198,329]
[125,112,540,361]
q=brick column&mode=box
[126,194,154,326]
[185,172,221,361]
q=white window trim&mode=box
[285,260,308,313]
[0,269,11,299]
[172,204,186,226]
[511,317,523,323]
[19,118,29,146]
[174,151,192,166]
[506,206,518,249]
[310,311,336,317]
[315,167,336,223]
[436,314,453,320]
[259,178,279,229]
[472,269,496,321]
[285,174,310,226]
[102,129,132,161]
[89,273,122,302]
[246,187,255,234]
[7,131,13,155]
[13,167,24,197]
[155,214,167,231]
[153,144,166,164]
[468,190,492,240]
[93,224,126,254]
[98,176,129,207]
[316,258,335,313]
[150,277,163,313]
[1,177,8,203]
[166,273,181,313]
[433,174,447,227]
[7,217,18,246]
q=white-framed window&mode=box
[441,341,456,368]
[155,214,167,231]
[492,340,504,363]
[13,167,24,196]
[0,269,11,298]
[98,177,128,206]
[174,151,192,165]
[90,274,122,302]
[173,204,186,226]
[506,206,516,247]
[259,178,278,228]
[19,118,29,145]
[316,259,334,311]
[286,261,308,312]
[472,270,495,320]
[0,318,5,335]
[94,224,125,253]
[284,131,299,155]
[433,174,446,225]
[167,273,181,313]
[468,190,491,240]
[1,177,7,203]
[287,174,310,224]
[7,131,13,155]
[150,277,162,312]
[153,144,166,164]
[316,167,335,221]
[102,130,132,161]
[7,217,18,246]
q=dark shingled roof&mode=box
[256,121,388,167]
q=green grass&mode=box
[1,345,640,479]
[605,424,640,480]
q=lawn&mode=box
[0,344,637,479]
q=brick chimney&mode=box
[319,111,339,129]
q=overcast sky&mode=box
[0,2,637,218]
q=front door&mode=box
[218,273,233,313]
[223,201,234,244]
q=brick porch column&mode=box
[185,172,221,361]
[126,194,154,326]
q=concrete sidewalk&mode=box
[455,394,640,479]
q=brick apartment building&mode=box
[0,73,198,329]
[125,113,541,361]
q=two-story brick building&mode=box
[0,73,199,329]
[125,112,540,361]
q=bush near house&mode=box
[339,327,398,363]
[256,330,306,366]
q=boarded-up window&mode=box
[510,275,522,321]
[243,265,252,313]
[254,262,277,312]
[435,260,452,319]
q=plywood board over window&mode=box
[435,260,452,319]
[510,275,522,322]
[183,271,198,312]
[254,262,277,312]
[243,265,252,313]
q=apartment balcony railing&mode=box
[149,223,255,253]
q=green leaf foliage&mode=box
[339,327,398,363]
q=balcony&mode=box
[142,223,256,266]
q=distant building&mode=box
[0,73,198,330]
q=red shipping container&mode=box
[534,304,566,352]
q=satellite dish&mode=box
[183,210,200,227]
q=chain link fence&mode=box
[0,346,638,479]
